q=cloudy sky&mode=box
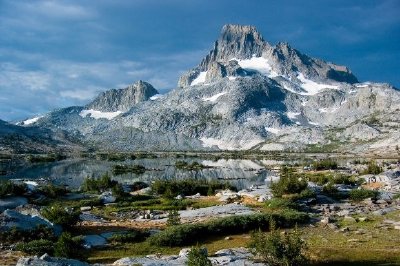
[0,0,399,121]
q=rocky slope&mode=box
[22,24,399,155]
[0,119,82,154]
[87,80,159,112]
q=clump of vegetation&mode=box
[39,183,68,199]
[305,172,359,186]
[108,230,149,243]
[41,204,80,228]
[148,211,308,247]
[151,178,236,198]
[16,239,54,255]
[27,154,66,163]
[322,182,339,196]
[0,180,27,197]
[54,232,83,259]
[270,167,308,197]
[81,173,116,193]
[0,225,56,243]
[312,159,338,170]
[166,210,181,226]
[186,246,212,266]
[112,164,146,175]
[249,222,307,266]
[362,161,383,175]
[349,189,379,201]
[175,161,210,171]
[265,198,300,210]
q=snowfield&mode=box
[79,109,122,120]
[202,92,227,102]
[191,71,207,86]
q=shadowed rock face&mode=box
[87,80,159,112]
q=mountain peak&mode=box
[86,81,158,112]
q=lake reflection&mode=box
[3,158,277,190]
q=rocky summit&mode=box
[13,24,400,155]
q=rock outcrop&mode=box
[87,80,159,112]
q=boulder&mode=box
[99,191,116,204]
[82,235,107,249]
[0,209,61,234]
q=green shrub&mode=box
[41,204,80,228]
[27,154,66,163]
[175,161,209,171]
[322,182,338,196]
[148,211,308,247]
[112,164,146,175]
[265,198,299,210]
[108,230,148,243]
[249,222,307,266]
[0,225,56,243]
[362,161,383,175]
[166,210,181,226]
[312,159,338,170]
[16,239,54,255]
[81,173,116,193]
[186,246,212,266]
[349,189,379,201]
[54,232,83,258]
[39,184,68,199]
[151,178,236,198]
[270,167,308,197]
[0,180,27,197]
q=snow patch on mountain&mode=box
[191,71,207,86]
[79,109,122,120]
[265,127,280,134]
[297,73,339,95]
[150,94,163,100]
[233,56,278,78]
[23,116,44,125]
[202,92,227,102]
[287,112,300,119]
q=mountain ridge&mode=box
[7,24,400,155]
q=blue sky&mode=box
[0,0,399,121]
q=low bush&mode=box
[312,159,338,170]
[186,246,212,266]
[322,182,339,196]
[0,224,56,243]
[16,239,54,255]
[249,222,307,266]
[175,161,210,171]
[0,180,27,197]
[166,210,181,226]
[108,230,149,243]
[39,183,68,199]
[148,211,308,247]
[362,161,383,175]
[270,167,308,197]
[81,173,116,193]
[151,178,236,198]
[349,189,379,201]
[41,204,80,228]
[54,232,83,259]
[113,164,146,175]
[27,154,66,163]
[265,198,299,210]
